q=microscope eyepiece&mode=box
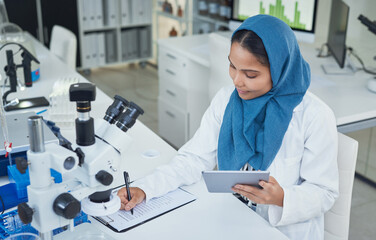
[104,95,129,124]
[115,102,144,132]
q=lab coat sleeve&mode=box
[132,88,228,201]
[268,105,339,226]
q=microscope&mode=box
[15,82,143,239]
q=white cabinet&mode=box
[158,38,210,148]
[77,0,153,69]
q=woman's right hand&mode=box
[117,187,146,211]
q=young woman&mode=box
[118,15,339,239]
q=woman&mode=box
[118,15,339,239]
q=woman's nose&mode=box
[233,72,243,86]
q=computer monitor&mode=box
[230,0,318,43]
[327,0,349,69]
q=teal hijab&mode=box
[217,15,310,171]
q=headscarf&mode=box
[217,15,310,170]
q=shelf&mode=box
[120,23,152,29]
[194,15,229,27]
[83,26,117,33]
[156,10,190,23]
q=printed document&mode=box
[96,188,196,232]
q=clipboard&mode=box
[202,170,270,193]
[93,188,196,232]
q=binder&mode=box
[121,0,131,26]
[104,0,117,27]
[78,0,88,30]
[121,30,127,61]
[94,0,103,28]
[130,29,139,59]
[105,31,117,63]
[82,34,92,67]
[97,33,106,66]
[143,0,152,24]
[139,27,150,58]
[86,0,96,30]
[131,0,140,24]
[90,34,98,66]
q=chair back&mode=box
[324,133,358,240]
[49,25,77,69]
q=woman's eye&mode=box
[246,75,256,79]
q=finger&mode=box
[234,184,263,196]
[117,188,129,198]
[259,180,272,191]
[124,189,146,211]
[231,188,265,204]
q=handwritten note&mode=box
[97,188,196,231]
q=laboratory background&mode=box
[0,0,375,239]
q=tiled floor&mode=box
[81,64,376,240]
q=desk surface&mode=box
[0,33,288,239]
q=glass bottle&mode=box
[208,0,219,19]
[169,26,178,37]
[177,5,183,17]
[198,0,208,16]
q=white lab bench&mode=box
[158,31,376,137]
[0,33,288,239]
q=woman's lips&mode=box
[236,88,248,94]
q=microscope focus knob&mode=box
[53,193,81,219]
[95,170,113,186]
[18,202,33,224]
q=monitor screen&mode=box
[231,0,318,42]
[327,0,349,69]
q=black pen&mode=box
[123,171,133,215]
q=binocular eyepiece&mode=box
[104,95,144,132]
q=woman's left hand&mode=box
[232,176,284,207]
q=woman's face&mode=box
[228,42,272,100]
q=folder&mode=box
[90,34,98,66]
[94,0,104,28]
[97,33,106,66]
[82,34,92,67]
[105,31,117,63]
[78,0,88,30]
[139,27,150,58]
[130,29,139,59]
[104,0,117,27]
[121,0,131,26]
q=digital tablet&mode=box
[202,171,270,193]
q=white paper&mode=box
[98,188,196,231]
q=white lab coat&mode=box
[133,85,339,240]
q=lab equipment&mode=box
[16,82,143,240]
[48,77,79,128]
[0,112,58,176]
[1,43,48,111]
[0,22,40,83]
[358,14,376,35]
[0,209,89,239]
